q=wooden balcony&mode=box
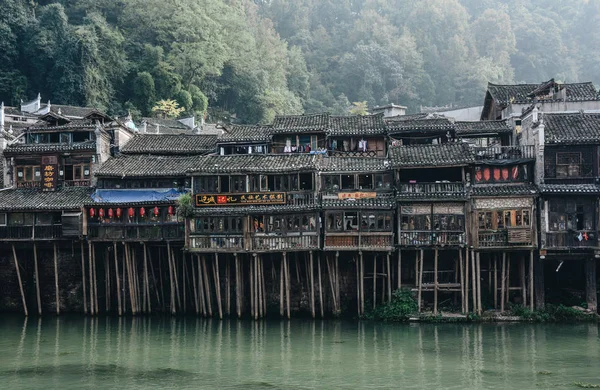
[87,223,184,241]
[252,234,319,252]
[63,179,91,187]
[324,233,394,251]
[286,191,318,207]
[0,225,62,240]
[544,231,599,249]
[398,231,465,247]
[398,182,465,195]
[477,228,533,248]
[329,150,380,157]
[190,235,245,252]
[473,145,535,161]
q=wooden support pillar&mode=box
[359,252,364,316]
[335,251,340,312]
[284,252,290,319]
[529,250,534,310]
[113,242,122,316]
[520,255,526,308]
[459,248,464,313]
[471,250,477,314]
[234,253,240,318]
[279,253,284,317]
[319,252,324,318]
[433,248,438,315]
[226,256,231,317]
[166,242,175,315]
[355,254,360,315]
[465,248,469,313]
[506,253,511,306]
[327,253,338,314]
[414,251,419,287]
[494,255,498,310]
[12,244,28,316]
[198,255,206,316]
[417,250,423,313]
[54,243,60,315]
[386,252,392,303]
[33,244,41,316]
[143,243,151,314]
[81,242,87,315]
[310,251,315,319]
[476,251,482,315]
[202,255,212,317]
[214,254,223,320]
[500,253,506,313]
[372,255,377,310]
[585,258,597,313]
[88,242,94,315]
[397,250,402,289]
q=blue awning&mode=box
[91,188,183,203]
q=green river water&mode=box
[0,316,598,389]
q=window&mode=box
[195,217,243,233]
[8,213,34,225]
[478,209,532,230]
[556,152,583,177]
[358,174,372,190]
[230,175,246,192]
[548,198,594,232]
[474,165,527,184]
[323,175,340,191]
[374,173,393,189]
[545,149,593,178]
[341,175,355,190]
[0,213,6,225]
[360,212,393,232]
[16,166,41,184]
[195,176,218,192]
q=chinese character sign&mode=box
[337,192,376,200]
[42,164,58,191]
[195,192,287,206]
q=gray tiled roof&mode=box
[96,155,200,177]
[543,113,600,145]
[190,154,317,174]
[272,113,329,133]
[50,105,99,118]
[3,141,96,155]
[140,117,193,134]
[538,184,600,194]
[0,187,93,210]
[218,125,272,143]
[395,192,468,201]
[455,120,512,135]
[317,156,390,172]
[487,81,598,105]
[328,114,386,136]
[389,143,474,168]
[120,134,217,155]
[470,184,538,197]
[385,115,454,134]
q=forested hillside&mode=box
[1,0,599,123]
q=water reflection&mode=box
[0,317,599,389]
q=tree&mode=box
[152,99,184,119]
[132,72,156,116]
[349,101,368,116]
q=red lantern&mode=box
[501,168,509,181]
[116,208,122,218]
[153,206,159,216]
[89,208,95,218]
[99,208,105,218]
[511,166,519,180]
[128,207,134,218]
[140,207,146,217]
[168,206,174,216]
[493,168,501,181]
[108,208,114,218]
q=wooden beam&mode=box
[81,242,87,315]
[585,258,597,312]
[459,249,464,313]
[387,252,392,302]
[520,254,526,308]
[310,251,315,319]
[88,242,94,315]
[12,244,28,316]
[113,242,122,316]
[434,248,438,315]
[476,252,482,315]
[33,244,41,316]
[471,250,477,314]
[397,250,402,289]
[417,250,423,313]
[529,250,534,310]
[500,253,506,313]
[494,255,498,309]
[319,252,324,318]
[54,243,60,315]
[214,254,223,320]
[465,248,469,313]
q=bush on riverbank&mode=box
[510,304,598,322]
[362,289,418,322]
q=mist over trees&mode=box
[0,0,598,123]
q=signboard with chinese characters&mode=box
[195,192,287,207]
[337,192,376,200]
[41,156,58,192]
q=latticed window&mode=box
[545,149,593,178]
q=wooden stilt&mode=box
[191,254,199,315]
[494,255,498,309]
[158,249,165,311]
[335,252,340,312]
[105,249,110,313]
[202,255,212,316]
[520,255,526,308]
[310,251,315,319]
[434,248,438,315]
[318,253,324,318]
[33,244,41,316]
[235,253,241,318]
[295,253,300,284]
[387,252,392,303]
[81,242,87,315]
[471,250,477,314]
[476,252,482,315]
[198,255,206,316]
[124,243,134,314]
[279,254,284,317]
[214,254,223,319]
[414,251,418,286]
[529,250,534,310]
[398,250,402,289]
[87,242,94,315]
[506,254,511,306]
[326,254,338,313]
[183,252,187,313]
[166,243,175,315]
[113,242,122,316]
[465,248,469,313]
[355,255,360,315]
[250,254,255,319]
[261,256,267,316]
[459,249,464,313]
[12,244,28,316]
[359,252,364,316]
[92,243,98,315]
[226,256,231,316]
[284,252,290,319]
[171,248,181,311]
[373,255,377,310]
[500,253,506,313]
[53,243,60,315]
[417,250,424,313]
[488,256,492,294]
[143,243,150,313]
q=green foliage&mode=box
[510,304,597,322]
[189,85,208,115]
[176,193,193,218]
[132,71,156,116]
[152,99,184,119]
[349,101,368,116]
[363,289,418,322]
[573,383,600,389]
[175,89,193,112]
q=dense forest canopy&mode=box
[1,0,598,123]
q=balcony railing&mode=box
[286,191,318,207]
[63,179,91,187]
[0,225,62,240]
[398,182,465,195]
[399,231,465,246]
[478,228,533,248]
[324,233,394,250]
[87,223,184,241]
[252,234,319,251]
[545,231,599,249]
[473,145,535,161]
[421,270,457,286]
[16,181,41,189]
[329,150,381,158]
[190,235,245,252]
[16,180,91,189]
